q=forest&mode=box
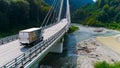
[1,0,120,37]
[44,0,93,13]
[72,0,120,30]
[0,0,50,37]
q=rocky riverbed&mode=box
[75,38,120,68]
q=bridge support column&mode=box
[50,38,64,53]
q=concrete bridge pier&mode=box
[50,38,64,53]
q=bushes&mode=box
[68,25,79,33]
[94,61,120,68]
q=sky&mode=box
[93,0,97,2]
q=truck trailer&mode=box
[19,27,43,46]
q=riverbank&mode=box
[96,35,120,56]
[68,25,79,33]
[75,38,120,68]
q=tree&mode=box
[97,10,109,23]
[72,9,87,23]
[87,17,96,26]
[9,0,30,28]
[0,0,10,13]
[103,4,109,13]
[115,12,120,23]
[0,12,9,31]
[97,0,105,8]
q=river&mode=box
[39,24,120,67]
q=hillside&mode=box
[0,0,50,37]
[44,0,93,13]
[70,0,93,12]
[72,0,120,30]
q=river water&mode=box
[39,24,120,67]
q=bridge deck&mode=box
[0,19,68,66]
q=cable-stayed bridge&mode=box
[0,0,71,68]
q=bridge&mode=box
[0,0,71,68]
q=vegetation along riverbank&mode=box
[94,61,120,68]
[68,25,79,33]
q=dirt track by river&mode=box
[75,38,120,68]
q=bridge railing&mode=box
[0,21,59,46]
[0,21,60,46]
[0,34,18,45]
[1,25,67,68]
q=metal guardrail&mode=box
[0,23,55,46]
[0,35,18,45]
[0,25,67,68]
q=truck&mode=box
[19,27,43,46]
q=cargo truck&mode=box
[19,27,43,46]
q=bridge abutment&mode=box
[50,38,64,53]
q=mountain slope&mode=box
[0,0,50,37]
[72,0,120,30]
[70,0,93,12]
[44,0,93,13]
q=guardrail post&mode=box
[34,46,37,56]
[3,65,6,68]
[10,37,12,41]
[21,59,24,67]
[0,41,1,45]
[43,41,45,45]
[11,37,13,41]
[12,36,15,40]
[23,53,25,61]
[15,58,17,67]
[39,46,42,53]
[7,38,9,42]
[29,50,31,61]
[16,35,17,39]
[1,40,3,44]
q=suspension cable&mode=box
[44,0,58,26]
[41,0,56,27]
[53,0,61,23]
[50,0,60,24]
[49,0,60,24]
[66,0,71,23]
[57,0,64,22]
